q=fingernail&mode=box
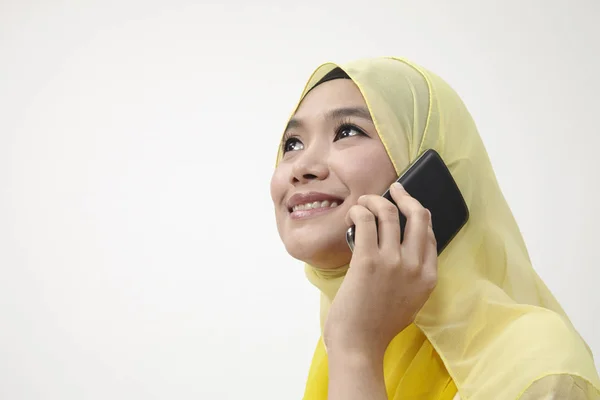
[392,182,404,190]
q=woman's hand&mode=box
[324,182,438,360]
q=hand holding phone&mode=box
[325,172,441,359]
[324,149,468,378]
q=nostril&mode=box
[303,173,318,180]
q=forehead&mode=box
[293,79,367,119]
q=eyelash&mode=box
[281,119,368,153]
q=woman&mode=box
[270,57,600,399]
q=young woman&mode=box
[270,57,600,399]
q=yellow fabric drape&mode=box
[275,57,600,399]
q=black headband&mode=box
[312,67,351,87]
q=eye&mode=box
[334,123,367,141]
[283,137,304,153]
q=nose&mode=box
[291,149,329,184]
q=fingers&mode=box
[421,219,438,289]
[356,194,401,251]
[389,183,430,269]
[345,205,379,255]
[347,183,434,278]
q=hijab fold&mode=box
[275,57,600,399]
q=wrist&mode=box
[327,343,385,368]
[327,346,386,396]
[324,330,386,361]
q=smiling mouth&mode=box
[288,199,344,220]
[290,199,341,213]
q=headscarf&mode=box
[274,57,600,399]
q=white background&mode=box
[1,0,599,398]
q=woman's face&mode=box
[270,79,398,269]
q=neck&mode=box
[304,263,349,333]
[305,263,349,299]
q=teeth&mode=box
[292,200,341,212]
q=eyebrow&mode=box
[284,106,373,133]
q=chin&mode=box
[284,233,352,269]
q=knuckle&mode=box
[429,231,437,246]
[402,257,421,275]
[414,207,430,222]
[357,255,378,274]
[383,252,402,268]
[382,204,400,221]
[348,205,367,219]
[349,204,364,213]
[358,212,376,224]
[423,271,438,291]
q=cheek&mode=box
[335,147,397,194]
[269,167,288,204]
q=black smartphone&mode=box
[346,149,469,255]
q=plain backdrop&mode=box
[1,0,599,398]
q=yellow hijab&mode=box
[275,57,600,399]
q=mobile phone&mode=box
[346,149,469,255]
